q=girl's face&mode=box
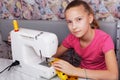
[65,5,93,38]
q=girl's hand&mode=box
[52,59,78,76]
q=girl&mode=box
[52,0,118,80]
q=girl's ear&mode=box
[89,14,94,24]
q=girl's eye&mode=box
[66,20,72,24]
[77,18,82,21]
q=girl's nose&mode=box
[72,22,77,29]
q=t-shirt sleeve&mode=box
[62,34,73,48]
[102,35,114,53]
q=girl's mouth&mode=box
[73,30,81,34]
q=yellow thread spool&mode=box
[13,20,19,32]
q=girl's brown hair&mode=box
[64,0,99,29]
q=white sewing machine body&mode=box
[11,28,58,79]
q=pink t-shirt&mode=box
[62,29,114,70]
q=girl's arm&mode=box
[53,49,118,80]
[53,44,68,58]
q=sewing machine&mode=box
[10,28,58,79]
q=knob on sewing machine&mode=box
[11,20,58,79]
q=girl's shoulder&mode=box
[95,29,113,42]
[95,29,110,37]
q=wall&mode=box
[0,0,119,22]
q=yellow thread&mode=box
[13,20,19,32]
